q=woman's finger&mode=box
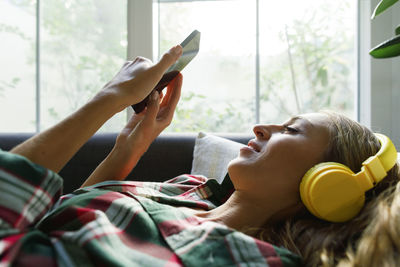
[160,86,173,108]
[154,45,182,74]
[141,46,182,83]
[142,91,160,123]
[161,73,183,108]
[159,73,182,123]
[166,73,183,110]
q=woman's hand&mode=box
[116,73,183,155]
[97,45,183,112]
[10,45,182,174]
[81,73,183,187]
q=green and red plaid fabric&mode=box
[0,150,302,266]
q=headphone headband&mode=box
[354,133,397,192]
[374,133,398,174]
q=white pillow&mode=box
[191,132,243,184]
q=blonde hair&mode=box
[257,111,400,266]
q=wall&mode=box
[360,0,400,149]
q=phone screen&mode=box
[132,30,201,113]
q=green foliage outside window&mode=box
[1,0,126,131]
[259,1,355,123]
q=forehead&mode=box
[287,113,330,128]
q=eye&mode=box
[283,125,299,133]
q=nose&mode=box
[253,124,282,139]
[253,125,270,139]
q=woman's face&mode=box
[228,113,331,205]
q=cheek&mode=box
[262,146,319,191]
[227,141,325,193]
[274,142,322,175]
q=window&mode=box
[0,0,357,133]
[157,0,357,133]
[40,0,127,131]
[158,0,256,133]
[0,0,127,132]
[258,0,356,123]
[0,1,36,132]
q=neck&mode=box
[196,191,283,233]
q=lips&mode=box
[247,140,261,152]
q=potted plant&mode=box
[370,0,400,58]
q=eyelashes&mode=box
[283,125,299,133]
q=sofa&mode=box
[0,133,251,194]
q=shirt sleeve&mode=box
[0,150,63,232]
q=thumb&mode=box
[153,45,183,74]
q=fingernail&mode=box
[171,45,182,56]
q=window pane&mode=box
[41,0,127,132]
[259,0,356,123]
[158,0,256,133]
[158,0,357,132]
[0,1,36,132]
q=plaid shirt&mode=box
[0,150,302,266]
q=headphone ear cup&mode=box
[300,162,366,222]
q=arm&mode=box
[10,46,183,173]
[81,73,183,187]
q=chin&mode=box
[228,154,254,168]
[227,157,248,184]
[227,159,237,177]
[227,157,241,172]
[227,160,234,175]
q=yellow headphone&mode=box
[300,133,398,223]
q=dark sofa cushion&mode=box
[0,133,250,194]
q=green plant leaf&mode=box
[369,34,400,58]
[396,24,400,36]
[371,0,399,19]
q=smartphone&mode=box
[132,30,201,113]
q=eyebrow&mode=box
[287,115,315,128]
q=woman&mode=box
[83,104,400,266]
[239,113,400,267]
[2,44,399,266]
